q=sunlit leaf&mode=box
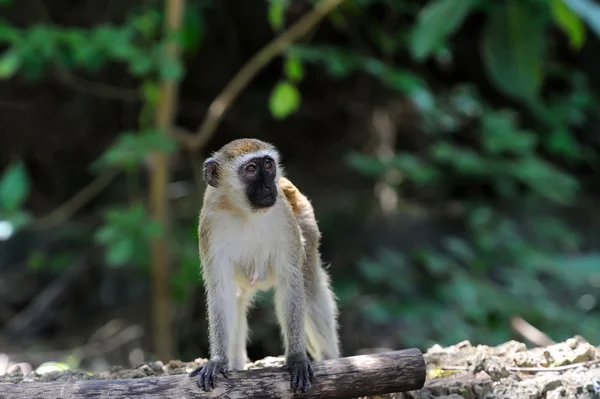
[269,81,300,119]
[410,0,477,61]
[481,0,546,101]
[551,0,586,49]
[268,0,286,31]
[0,50,20,78]
[106,238,135,266]
[284,55,304,82]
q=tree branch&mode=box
[175,0,348,152]
[32,169,120,231]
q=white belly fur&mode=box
[209,206,287,291]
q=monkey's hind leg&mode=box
[231,289,254,370]
[304,265,340,361]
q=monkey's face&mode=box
[239,156,278,209]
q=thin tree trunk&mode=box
[149,0,186,362]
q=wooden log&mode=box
[0,348,426,398]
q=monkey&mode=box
[189,138,340,394]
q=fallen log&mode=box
[1,348,426,398]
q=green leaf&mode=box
[269,81,301,119]
[546,128,581,159]
[181,11,205,51]
[92,129,178,171]
[94,226,120,244]
[141,80,159,105]
[410,0,476,61]
[268,0,286,31]
[0,50,20,78]
[562,0,600,38]
[551,0,586,49]
[284,56,304,82]
[444,237,476,263]
[0,162,29,212]
[481,0,546,101]
[481,111,538,154]
[106,238,135,266]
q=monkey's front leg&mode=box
[189,263,237,391]
[274,261,316,393]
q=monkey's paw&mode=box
[189,358,229,391]
[283,354,316,394]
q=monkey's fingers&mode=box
[290,368,300,391]
[308,363,317,384]
[290,364,312,393]
[202,366,215,391]
[189,365,203,378]
[210,366,217,390]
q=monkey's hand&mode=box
[189,357,229,391]
[283,353,316,393]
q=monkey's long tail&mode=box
[304,264,340,361]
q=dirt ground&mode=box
[1,337,600,398]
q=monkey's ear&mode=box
[203,157,219,188]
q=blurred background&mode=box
[1,0,600,375]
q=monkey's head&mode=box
[203,138,281,210]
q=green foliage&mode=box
[284,56,304,82]
[291,45,430,108]
[269,81,301,119]
[409,0,478,61]
[343,83,599,345]
[0,162,29,213]
[0,162,32,231]
[91,129,178,172]
[551,0,586,49]
[481,1,547,102]
[268,0,288,31]
[27,251,73,272]
[0,50,20,78]
[94,204,163,268]
[0,3,198,81]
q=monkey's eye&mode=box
[246,164,257,174]
[264,159,273,169]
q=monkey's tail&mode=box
[304,264,340,361]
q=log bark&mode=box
[0,348,426,399]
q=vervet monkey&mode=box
[189,138,340,393]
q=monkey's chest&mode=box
[213,217,281,289]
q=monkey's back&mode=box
[278,177,323,281]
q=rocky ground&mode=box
[1,337,600,398]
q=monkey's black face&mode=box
[240,156,278,209]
